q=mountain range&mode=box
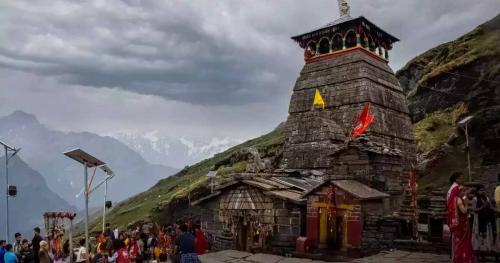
[0,111,178,209]
[0,156,74,239]
[110,131,243,169]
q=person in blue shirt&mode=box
[0,240,7,263]
[4,244,18,263]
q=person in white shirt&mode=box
[113,227,119,240]
[75,239,87,263]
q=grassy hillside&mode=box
[401,13,500,99]
[89,124,285,231]
[399,13,500,193]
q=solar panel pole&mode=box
[4,146,8,241]
[84,161,89,261]
[102,179,107,233]
[1,141,19,242]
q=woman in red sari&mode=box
[194,225,207,255]
[450,187,475,263]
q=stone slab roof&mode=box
[303,179,389,200]
[333,180,390,200]
[192,175,322,206]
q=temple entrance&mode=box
[236,217,250,251]
[319,210,344,250]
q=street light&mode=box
[0,140,20,241]
[458,115,474,182]
[98,165,114,233]
[64,149,105,258]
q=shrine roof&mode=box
[291,16,399,43]
[303,179,389,200]
[333,180,389,200]
[191,175,322,206]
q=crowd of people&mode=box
[1,220,209,263]
[447,172,500,263]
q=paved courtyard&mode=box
[199,250,450,263]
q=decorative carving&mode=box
[337,0,350,17]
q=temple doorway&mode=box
[236,217,250,251]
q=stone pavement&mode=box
[199,250,450,263]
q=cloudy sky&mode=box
[0,0,499,167]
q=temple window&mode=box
[369,37,377,52]
[359,32,368,48]
[318,38,330,55]
[332,34,343,52]
[345,30,356,48]
[305,41,317,57]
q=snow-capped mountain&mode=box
[0,111,178,209]
[110,131,243,168]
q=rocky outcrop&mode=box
[396,13,500,190]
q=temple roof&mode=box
[291,16,399,44]
[303,179,389,200]
[333,180,389,200]
[191,175,322,206]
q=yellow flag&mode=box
[313,89,325,109]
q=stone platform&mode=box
[199,250,450,263]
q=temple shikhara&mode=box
[192,1,418,258]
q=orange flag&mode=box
[351,103,375,138]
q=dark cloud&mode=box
[1,0,499,106]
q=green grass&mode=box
[402,13,500,98]
[413,102,468,152]
[86,124,285,232]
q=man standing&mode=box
[13,234,22,258]
[31,228,43,263]
[176,224,199,263]
[0,240,6,263]
[19,240,33,263]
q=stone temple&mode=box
[283,14,416,206]
[192,5,417,258]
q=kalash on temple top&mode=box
[292,0,399,62]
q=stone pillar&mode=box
[356,34,361,47]
[342,37,346,49]
[364,37,368,48]
[329,41,333,53]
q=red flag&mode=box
[351,103,375,138]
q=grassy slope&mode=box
[407,13,500,191]
[91,124,285,231]
[402,13,500,98]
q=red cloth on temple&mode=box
[351,103,375,138]
[195,229,208,255]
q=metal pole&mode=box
[5,146,9,241]
[84,162,89,263]
[465,123,471,181]
[102,180,107,233]
[69,219,74,263]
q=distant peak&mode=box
[4,110,40,124]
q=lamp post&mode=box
[0,141,20,241]
[458,115,474,182]
[98,165,114,233]
[64,149,105,260]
